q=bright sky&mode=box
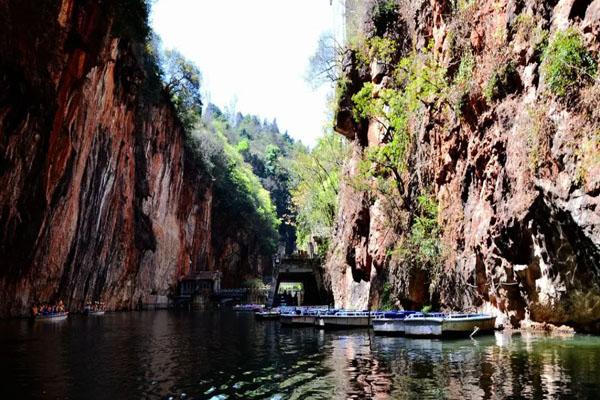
[151,0,344,146]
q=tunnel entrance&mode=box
[269,255,331,306]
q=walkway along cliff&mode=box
[0,0,270,317]
[326,0,600,332]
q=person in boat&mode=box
[57,300,65,313]
[31,303,38,317]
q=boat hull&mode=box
[281,315,315,326]
[88,311,105,316]
[35,312,69,322]
[404,318,443,337]
[442,316,495,336]
[255,312,280,320]
[404,315,496,337]
[320,315,371,328]
[373,319,406,335]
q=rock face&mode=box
[328,0,600,332]
[0,0,268,317]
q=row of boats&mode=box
[33,304,106,322]
[250,307,496,338]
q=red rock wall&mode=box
[0,0,267,316]
[328,0,600,332]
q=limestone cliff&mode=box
[328,0,600,332]
[0,0,269,316]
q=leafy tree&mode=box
[111,0,152,42]
[352,45,448,193]
[237,138,250,155]
[265,144,282,174]
[187,113,280,255]
[393,192,444,294]
[291,132,349,254]
[306,32,345,88]
[162,49,203,129]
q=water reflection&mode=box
[1,312,599,399]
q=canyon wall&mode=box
[328,0,600,332]
[0,0,268,317]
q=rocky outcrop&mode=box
[328,0,600,332]
[0,0,268,317]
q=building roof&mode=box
[182,270,222,281]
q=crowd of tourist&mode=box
[84,302,105,313]
[31,300,66,317]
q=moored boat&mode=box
[403,313,446,337]
[280,307,325,326]
[255,309,280,320]
[234,304,265,312]
[442,313,496,336]
[35,312,69,322]
[84,302,106,316]
[404,312,496,337]
[318,310,373,329]
[372,311,418,335]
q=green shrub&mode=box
[512,14,548,50]
[371,0,400,37]
[453,0,475,12]
[484,62,519,103]
[380,282,395,310]
[576,130,600,186]
[352,83,377,122]
[333,77,351,114]
[352,48,448,185]
[394,192,443,267]
[542,29,597,97]
[369,36,398,64]
[455,52,475,87]
[450,52,475,115]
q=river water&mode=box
[1,311,599,399]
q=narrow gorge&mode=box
[0,0,599,334]
[3,1,600,398]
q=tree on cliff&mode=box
[291,132,348,254]
[306,32,345,88]
[185,109,280,256]
[162,49,203,129]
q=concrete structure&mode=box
[175,271,222,309]
[269,254,331,307]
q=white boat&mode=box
[84,302,106,316]
[35,312,69,322]
[280,312,316,326]
[404,313,496,337]
[372,311,418,335]
[318,310,373,328]
[280,307,325,326]
[255,309,280,320]
[442,313,496,336]
[234,304,265,312]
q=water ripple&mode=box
[1,312,600,399]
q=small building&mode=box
[180,270,222,295]
[176,270,222,309]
